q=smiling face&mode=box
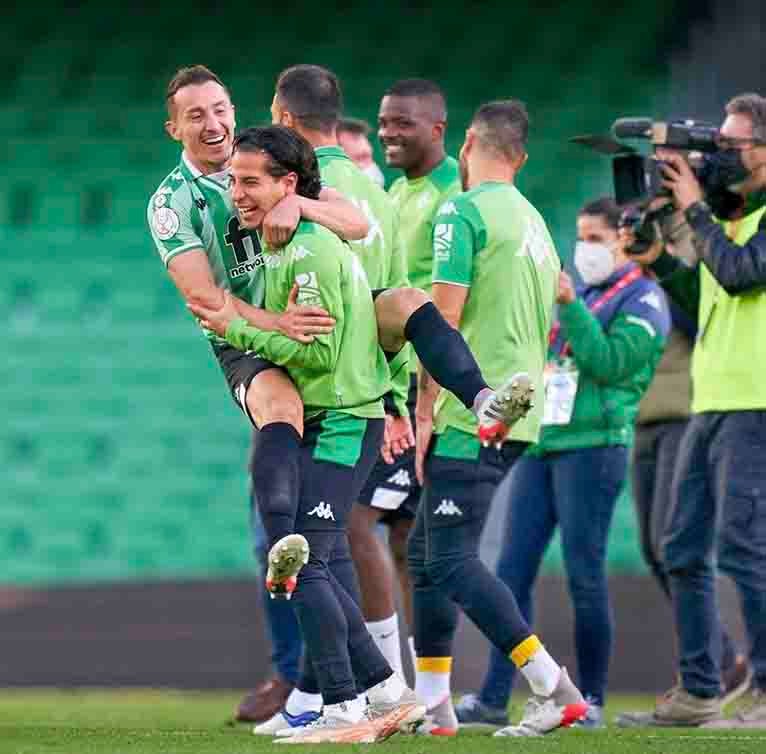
[165,80,235,174]
[378,95,440,172]
[229,149,296,229]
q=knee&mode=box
[246,377,303,431]
[425,554,468,591]
[375,288,430,352]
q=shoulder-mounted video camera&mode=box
[571,117,750,253]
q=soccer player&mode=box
[336,117,385,187]
[190,126,423,743]
[376,78,463,662]
[408,100,587,737]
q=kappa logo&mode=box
[518,217,555,267]
[417,192,432,210]
[350,198,384,248]
[194,197,207,211]
[640,291,662,311]
[434,499,462,516]
[307,501,335,520]
[433,223,454,261]
[292,245,314,262]
[438,201,458,216]
[387,469,411,487]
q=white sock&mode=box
[324,695,365,724]
[285,687,322,716]
[520,646,562,697]
[415,659,452,710]
[366,671,407,704]
[407,636,417,676]
[365,614,403,676]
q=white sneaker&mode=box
[476,372,535,448]
[494,667,587,737]
[277,703,392,745]
[253,709,320,736]
[365,674,426,735]
[265,534,309,599]
[416,695,458,736]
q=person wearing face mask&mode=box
[455,197,670,730]
[621,93,766,728]
[336,117,386,187]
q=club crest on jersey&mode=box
[153,207,180,240]
[295,271,321,306]
[153,193,167,209]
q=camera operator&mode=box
[626,93,766,728]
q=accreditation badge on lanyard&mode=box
[543,265,644,427]
[542,358,579,426]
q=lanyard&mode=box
[549,266,643,356]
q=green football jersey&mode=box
[316,146,408,291]
[430,182,560,443]
[316,145,410,416]
[147,153,264,340]
[388,156,461,295]
[225,221,390,421]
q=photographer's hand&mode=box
[657,149,704,211]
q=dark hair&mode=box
[232,126,322,200]
[579,197,621,230]
[470,100,529,159]
[337,117,371,138]
[384,78,447,120]
[275,64,342,134]
[726,92,766,141]
[166,65,229,116]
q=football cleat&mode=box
[253,709,320,736]
[494,667,587,737]
[265,534,309,600]
[477,372,535,448]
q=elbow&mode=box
[186,286,224,309]
[346,217,369,241]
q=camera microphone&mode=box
[612,118,654,140]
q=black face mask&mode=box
[702,148,750,190]
[700,149,750,219]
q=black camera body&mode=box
[610,118,719,206]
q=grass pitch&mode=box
[0,690,764,754]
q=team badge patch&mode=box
[153,207,180,240]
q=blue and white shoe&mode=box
[455,693,508,727]
[253,709,321,736]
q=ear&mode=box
[517,150,529,172]
[432,120,446,142]
[283,171,299,194]
[281,110,295,129]
[165,118,180,142]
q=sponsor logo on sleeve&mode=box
[433,223,454,261]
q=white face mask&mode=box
[574,241,615,286]
[362,162,385,187]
